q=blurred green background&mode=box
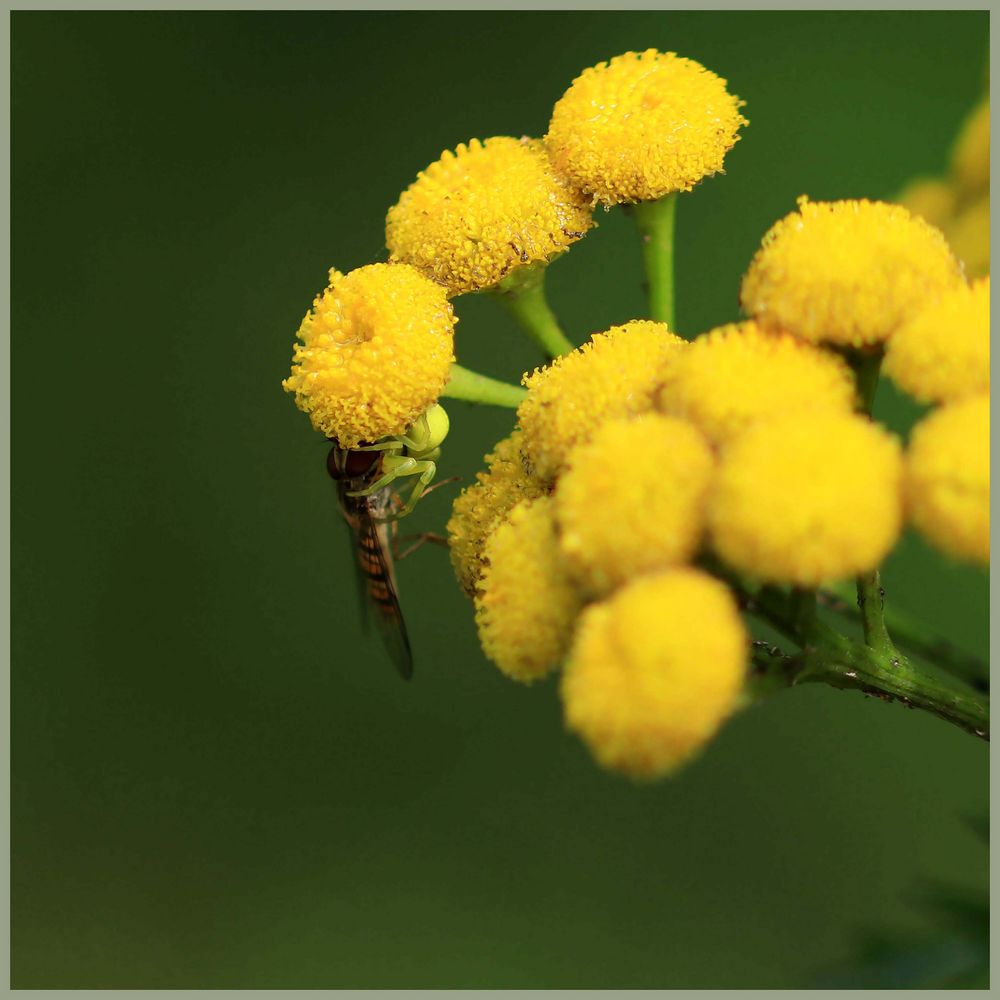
[12,10,989,988]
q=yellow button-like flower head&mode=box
[283,263,455,448]
[708,411,903,585]
[475,496,583,683]
[546,49,747,206]
[518,320,687,482]
[556,414,714,596]
[658,321,856,446]
[447,429,548,598]
[885,277,989,404]
[906,394,989,566]
[562,568,747,780]
[386,136,593,296]
[740,198,964,348]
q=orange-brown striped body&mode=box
[328,445,413,679]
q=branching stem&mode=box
[442,363,526,408]
[492,265,575,359]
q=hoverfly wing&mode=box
[339,486,414,680]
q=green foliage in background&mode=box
[12,10,988,988]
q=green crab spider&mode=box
[346,403,450,519]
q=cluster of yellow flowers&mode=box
[283,47,990,780]
[451,191,988,776]
[899,97,990,279]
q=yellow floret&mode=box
[947,195,990,280]
[562,568,747,779]
[386,136,593,296]
[740,197,964,348]
[555,414,714,595]
[906,394,989,566]
[885,277,989,404]
[447,429,548,598]
[708,411,903,585]
[475,496,583,683]
[658,321,856,446]
[518,320,687,482]
[283,263,455,447]
[546,49,747,205]
[950,98,990,198]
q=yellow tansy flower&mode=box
[950,98,989,199]
[885,277,989,404]
[906,394,989,566]
[708,411,903,585]
[386,136,593,296]
[518,320,687,482]
[740,198,964,348]
[283,263,455,448]
[658,321,856,446]
[555,414,714,596]
[562,568,747,780]
[475,496,583,683]
[447,429,548,598]
[546,49,747,205]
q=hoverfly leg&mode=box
[394,532,449,561]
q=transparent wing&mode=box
[340,488,413,680]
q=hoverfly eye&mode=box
[328,447,380,480]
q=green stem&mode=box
[843,345,905,663]
[631,194,677,329]
[819,582,988,690]
[848,346,884,414]
[730,575,989,740]
[750,634,989,740]
[856,569,894,656]
[442,363,526,408]
[492,265,575,358]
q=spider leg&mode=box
[394,459,438,519]
[347,455,416,498]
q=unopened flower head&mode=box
[561,568,747,780]
[546,49,747,205]
[475,496,583,683]
[884,277,989,404]
[950,98,990,198]
[518,320,687,482]
[556,414,714,595]
[658,321,856,446]
[447,429,548,598]
[283,263,455,447]
[708,411,903,585]
[386,136,593,296]
[740,198,963,348]
[906,394,989,566]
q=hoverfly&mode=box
[326,404,451,680]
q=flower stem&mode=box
[492,265,576,359]
[855,569,894,655]
[843,345,906,662]
[725,572,990,739]
[631,194,677,329]
[750,632,990,740]
[442,363,526,408]
[819,582,988,691]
